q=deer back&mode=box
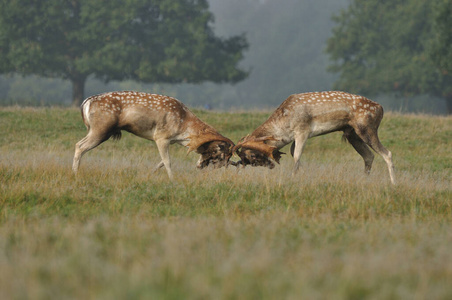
[252,91,383,140]
[81,91,233,152]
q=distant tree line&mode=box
[0,0,450,114]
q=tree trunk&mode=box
[446,94,452,115]
[71,76,86,106]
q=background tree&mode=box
[0,0,248,105]
[326,0,452,114]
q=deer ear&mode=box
[271,150,285,164]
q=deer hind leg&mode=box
[343,129,374,174]
[72,131,111,173]
[291,132,309,175]
[155,139,173,180]
[354,127,395,185]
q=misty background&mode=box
[0,0,448,114]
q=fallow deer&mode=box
[233,91,396,184]
[72,91,235,179]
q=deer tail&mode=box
[80,97,92,130]
[111,130,122,141]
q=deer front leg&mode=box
[367,134,396,185]
[291,132,309,175]
[155,139,173,180]
[153,161,165,172]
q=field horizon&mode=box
[1,107,451,299]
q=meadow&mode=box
[0,106,451,299]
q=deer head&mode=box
[187,133,235,169]
[233,135,284,169]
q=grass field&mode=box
[0,106,451,299]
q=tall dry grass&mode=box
[0,107,451,299]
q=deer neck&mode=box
[251,120,292,149]
[184,114,217,137]
[180,113,227,151]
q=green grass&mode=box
[0,107,451,299]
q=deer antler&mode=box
[187,131,235,154]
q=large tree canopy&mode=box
[0,0,248,105]
[326,0,452,113]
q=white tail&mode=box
[72,91,235,179]
[233,91,396,184]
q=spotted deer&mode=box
[72,91,235,179]
[233,91,396,184]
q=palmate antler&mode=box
[233,135,284,163]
